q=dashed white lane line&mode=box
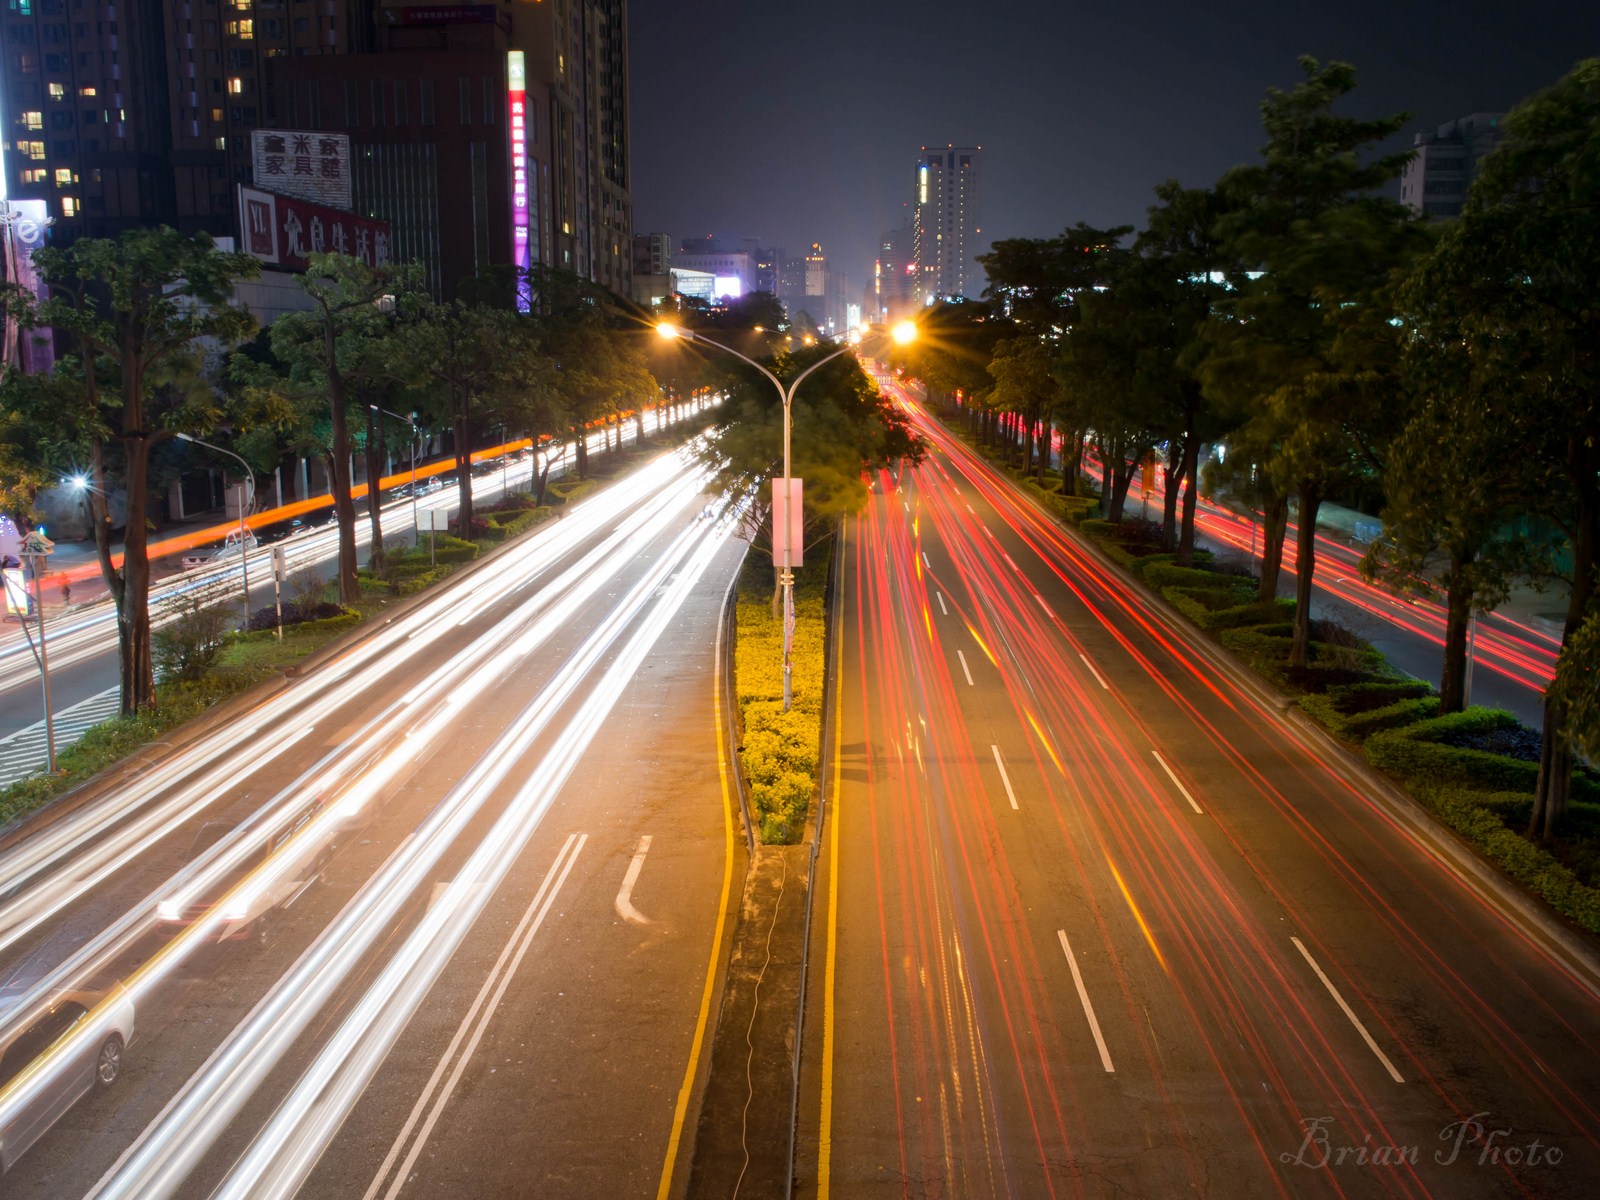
[1291,936,1406,1084]
[1004,553,1020,572]
[1078,653,1110,691]
[614,834,654,924]
[935,591,948,616]
[1151,751,1203,815]
[1058,930,1115,1073]
[1034,594,1055,619]
[922,552,930,569]
[990,745,1020,810]
[966,503,975,514]
[956,649,974,686]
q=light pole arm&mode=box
[175,433,254,511]
[783,344,855,406]
[680,331,788,399]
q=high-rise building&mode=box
[875,224,916,322]
[0,0,368,241]
[912,143,980,304]
[1,0,631,302]
[1399,113,1504,219]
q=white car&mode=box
[0,981,134,1176]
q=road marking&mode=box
[990,745,1020,810]
[1151,751,1204,814]
[1291,936,1405,1084]
[904,501,910,513]
[615,835,654,924]
[921,551,930,569]
[365,833,587,1200]
[1078,653,1110,691]
[818,518,849,1200]
[1057,931,1115,1073]
[956,649,974,686]
[935,591,948,616]
[965,503,975,513]
[1034,593,1055,619]
[1004,553,1020,571]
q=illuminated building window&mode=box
[214,136,226,150]
[61,195,78,216]
[211,107,223,122]
[226,19,253,38]
[53,167,73,184]
[227,77,243,95]
[20,168,46,184]
[47,82,64,99]
[79,84,96,97]
[24,140,46,160]
[22,110,43,130]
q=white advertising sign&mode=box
[251,130,353,211]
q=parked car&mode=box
[155,798,334,945]
[0,980,134,1176]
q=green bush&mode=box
[1059,495,1098,524]
[1300,691,1439,740]
[547,478,596,507]
[1142,562,1238,591]
[1410,784,1600,931]
[1079,518,1117,539]
[1367,708,1541,792]
[1201,597,1294,631]
[429,535,479,565]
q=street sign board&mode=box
[418,509,453,532]
[19,531,54,556]
[771,478,803,569]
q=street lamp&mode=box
[175,432,254,624]
[371,405,421,545]
[656,319,916,711]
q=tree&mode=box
[11,228,258,713]
[1414,59,1600,837]
[264,253,417,604]
[1200,58,1426,666]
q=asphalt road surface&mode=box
[0,441,743,1198]
[797,391,1599,1199]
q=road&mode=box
[0,408,704,784]
[798,390,1600,1198]
[0,440,743,1197]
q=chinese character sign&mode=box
[251,130,352,210]
[236,186,391,272]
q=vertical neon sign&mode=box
[508,50,531,311]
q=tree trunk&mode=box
[1099,439,1113,518]
[1258,491,1288,604]
[1176,435,1201,567]
[363,406,385,573]
[574,424,589,479]
[1288,482,1323,669]
[636,404,646,445]
[453,392,473,538]
[1065,431,1085,497]
[1531,435,1597,838]
[1439,556,1473,714]
[117,435,157,714]
[1160,440,1183,552]
[324,340,360,605]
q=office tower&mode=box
[875,224,915,322]
[1399,113,1504,219]
[912,143,980,304]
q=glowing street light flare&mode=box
[891,320,918,345]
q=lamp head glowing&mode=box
[891,320,918,345]
[655,322,683,341]
[66,474,88,491]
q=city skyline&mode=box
[631,0,1597,300]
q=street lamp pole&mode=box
[176,433,254,624]
[371,405,420,545]
[656,321,916,712]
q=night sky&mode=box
[629,1,1596,302]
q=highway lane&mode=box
[799,393,1600,1198]
[0,441,743,1197]
[0,404,712,759]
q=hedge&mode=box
[1410,784,1600,931]
[734,539,829,844]
[1299,691,1439,741]
[547,478,597,506]
[1142,562,1238,591]
[1366,708,1541,793]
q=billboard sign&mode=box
[251,130,353,211]
[771,478,803,569]
[237,186,391,271]
[1,199,55,373]
[508,51,531,311]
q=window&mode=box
[20,167,47,184]
[227,76,242,94]
[61,194,79,216]
[49,110,73,127]
[393,79,406,126]
[419,78,434,126]
[370,78,383,127]
[21,109,43,129]
[214,135,225,150]
[78,84,95,96]
[47,81,64,99]
[13,52,37,73]
[53,166,73,184]
[211,106,223,122]
[23,141,46,159]
[344,78,358,126]
[226,18,252,38]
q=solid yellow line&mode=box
[656,615,738,1200]
[818,517,848,1199]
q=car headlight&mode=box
[157,900,182,921]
